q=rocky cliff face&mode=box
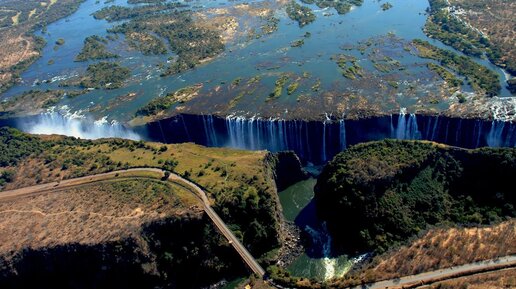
[266,151,308,192]
[0,212,246,289]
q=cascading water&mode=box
[486,120,516,147]
[339,119,347,151]
[393,108,421,140]
[19,108,140,140]
[18,110,483,167]
[303,223,354,280]
[140,113,516,164]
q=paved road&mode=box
[0,168,266,277]
[354,255,516,289]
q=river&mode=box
[278,174,362,281]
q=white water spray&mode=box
[21,107,140,140]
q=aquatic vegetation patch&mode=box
[300,0,363,14]
[290,39,305,48]
[95,4,224,77]
[426,63,463,90]
[267,73,290,101]
[75,35,119,62]
[286,1,316,27]
[68,62,131,90]
[412,39,500,96]
[380,2,392,11]
[371,56,403,73]
[331,54,363,80]
[135,84,203,117]
[0,89,84,116]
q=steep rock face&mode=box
[266,151,308,191]
[0,213,245,289]
[134,113,516,165]
[314,140,516,254]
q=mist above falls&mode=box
[21,110,140,141]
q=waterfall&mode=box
[138,113,516,164]
[339,119,347,151]
[322,114,329,162]
[202,114,218,146]
[394,108,420,140]
[431,116,440,141]
[22,110,140,140]
[487,121,506,147]
[303,222,351,280]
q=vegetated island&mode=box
[424,0,515,91]
[93,3,224,77]
[75,35,119,62]
[59,61,130,90]
[286,1,316,27]
[299,0,364,14]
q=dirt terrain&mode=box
[0,178,198,258]
[0,0,84,92]
[334,220,516,286]
[426,268,516,289]
[450,0,516,75]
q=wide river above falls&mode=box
[1,0,513,123]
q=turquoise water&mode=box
[2,0,512,122]
[278,177,357,281]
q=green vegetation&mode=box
[127,0,165,3]
[300,0,364,14]
[286,1,316,27]
[232,77,242,86]
[413,39,500,96]
[427,62,463,88]
[332,54,363,80]
[372,56,403,73]
[287,81,299,95]
[55,38,65,45]
[93,4,222,76]
[315,140,516,253]
[425,0,489,58]
[0,0,85,93]
[290,39,305,48]
[0,127,285,259]
[79,62,130,89]
[125,32,167,55]
[75,35,118,62]
[424,0,510,75]
[267,74,289,101]
[135,85,201,117]
[0,89,85,116]
[457,93,467,103]
[381,2,393,11]
[311,79,321,92]
[93,4,182,22]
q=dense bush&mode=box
[315,140,516,253]
[0,127,46,167]
[286,1,316,27]
[413,39,500,96]
[75,35,119,62]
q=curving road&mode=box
[0,168,266,277]
[353,255,516,289]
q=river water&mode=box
[279,176,362,281]
[1,0,512,124]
